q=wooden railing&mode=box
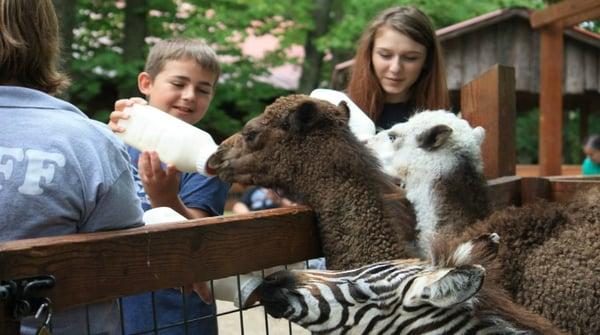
[2,65,598,333]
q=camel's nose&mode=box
[206,133,242,172]
[222,133,242,146]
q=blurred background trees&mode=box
[51,0,599,163]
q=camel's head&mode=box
[366,110,485,183]
[207,94,354,188]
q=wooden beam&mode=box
[531,0,600,29]
[520,177,551,204]
[487,176,522,210]
[539,23,564,176]
[461,64,516,179]
[562,6,600,28]
[548,176,600,202]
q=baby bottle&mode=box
[309,88,376,141]
[115,103,217,175]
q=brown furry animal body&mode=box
[208,95,417,270]
[463,191,600,335]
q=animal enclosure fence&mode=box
[1,65,599,334]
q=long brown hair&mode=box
[347,6,450,121]
[0,0,69,94]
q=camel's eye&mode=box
[244,131,257,143]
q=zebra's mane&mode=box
[430,234,563,335]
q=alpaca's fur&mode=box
[368,110,600,335]
[208,95,418,270]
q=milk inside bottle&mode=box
[115,103,217,175]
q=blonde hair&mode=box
[145,38,220,84]
[347,6,450,120]
[0,0,69,94]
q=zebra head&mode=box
[258,233,503,334]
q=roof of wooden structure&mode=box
[331,7,600,112]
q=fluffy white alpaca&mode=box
[366,110,487,256]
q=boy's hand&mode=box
[139,151,180,206]
[115,97,147,112]
[108,97,148,133]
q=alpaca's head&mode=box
[207,94,383,195]
[366,110,485,183]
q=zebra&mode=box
[257,233,564,335]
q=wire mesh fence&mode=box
[112,261,318,335]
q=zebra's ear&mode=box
[407,265,485,308]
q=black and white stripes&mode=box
[259,234,541,335]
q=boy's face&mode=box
[138,58,217,125]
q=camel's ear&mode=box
[288,100,324,134]
[405,265,485,308]
[335,101,350,125]
[416,125,452,151]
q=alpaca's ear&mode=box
[405,265,485,308]
[473,126,485,145]
[288,100,323,134]
[416,125,452,151]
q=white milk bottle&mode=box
[115,103,217,175]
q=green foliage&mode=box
[516,109,600,165]
[516,109,539,164]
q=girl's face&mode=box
[371,26,427,103]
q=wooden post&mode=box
[461,64,516,179]
[520,177,551,204]
[538,23,564,176]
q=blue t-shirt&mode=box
[582,156,600,175]
[122,147,229,334]
[0,86,144,334]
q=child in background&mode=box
[232,187,294,213]
[582,134,600,175]
[109,38,228,335]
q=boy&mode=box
[110,38,228,334]
[582,134,600,175]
